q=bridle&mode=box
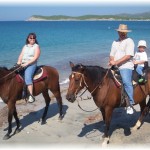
[71,69,110,112]
[71,71,88,96]
[72,68,110,97]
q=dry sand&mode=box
[0,87,150,149]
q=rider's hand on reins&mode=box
[21,63,28,68]
[109,60,116,66]
[111,65,119,71]
[13,63,21,68]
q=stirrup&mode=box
[28,95,35,103]
[129,104,136,112]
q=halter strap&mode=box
[72,68,110,95]
[69,69,110,113]
[72,71,88,88]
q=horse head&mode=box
[66,62,87,103]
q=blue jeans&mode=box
[136,65,144,76]
[24,63,37,85]
[119,69,135,105]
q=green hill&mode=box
[27,12,150,21]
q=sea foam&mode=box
[60,78,69,85]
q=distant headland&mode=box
[26,12,150,21]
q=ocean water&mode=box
[0,21,150,84]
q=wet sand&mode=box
[0,87,150,149]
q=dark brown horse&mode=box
[0,65,63,140]
[66,62,150,146]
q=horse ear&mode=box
[70,61,74,68]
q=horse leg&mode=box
[102,106,113,147]
[13,107,21,134]
[41,90,51,124]
[56,96,63,120]
[52,90,63,120]
[100,107,105,121]
[3,102,15,140]
[132,98,149,131]
[139,99,147,114]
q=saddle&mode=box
[15,66,48,100]
[16,66,48,83]
[111,64,148,89]
[110,64,148,107]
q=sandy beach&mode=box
[0,84,150,150]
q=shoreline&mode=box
[1,88,150,147]
[1,20,150,22]
[26,19,150,22]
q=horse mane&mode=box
[72,64,111,84]
[0,66,9,71]
[85,65,109,84]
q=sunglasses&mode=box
[29,37,35,40]
[119,32,127,35]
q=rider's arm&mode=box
[17,46,25,65]
[115,55,132,65]
[109,55,131,66]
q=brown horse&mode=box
[66,62,150,145]
[0,65,63,140]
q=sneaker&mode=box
[126,106,134,114]
[138,78,144,83]
[138,76,147,84]
[28,95,35,103]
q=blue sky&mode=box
[0,1,150,21]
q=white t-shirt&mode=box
[134,51,148,67]
[22,43,38,64]
[110,38,135,70]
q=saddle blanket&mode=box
[16,67,48,83]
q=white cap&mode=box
[137,40,147,48]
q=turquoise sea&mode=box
[0,21,150,84]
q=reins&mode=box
[0,66,22,81]
[73,68,110,112]
[90,68,110,95]
[73,68,110,96]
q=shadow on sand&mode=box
[78,108,150,140]
[4,103,68,134]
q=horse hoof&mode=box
[102,142,108,147]
[3,134,10,140]
[58,115,63,120]
[131,120,141,131]
[131,126,139,131]
[15,128,21,134]
[41,120,47,125]
[102,137,109,147]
